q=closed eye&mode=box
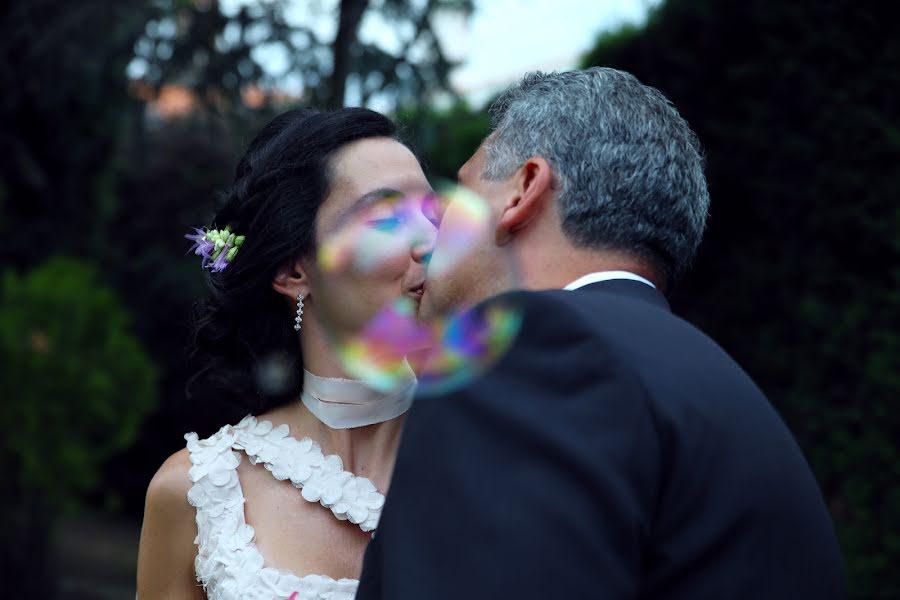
[366,216,405,232]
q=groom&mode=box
[357,68,846,599]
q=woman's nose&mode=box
[410,216,437,265]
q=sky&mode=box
[445,0,659,103]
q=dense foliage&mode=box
[0,258,158,509]
[582,1,899,596]
[0,1,152,267]
[132,0,473,110]
[0,258,158,596]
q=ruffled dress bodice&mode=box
[184,415,385,600]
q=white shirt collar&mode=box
[563,271,656,291]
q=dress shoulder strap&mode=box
[184,422,244,516]
[184,421,257,593]
[234,415,385,532]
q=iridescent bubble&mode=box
[315,185,522,396]
[336,296,523,396]
[424,186,491,279]
[415,299,523,397]
[336,296,431,392]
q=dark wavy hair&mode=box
[187,107,403,416]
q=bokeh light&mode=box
[254,351,300,397]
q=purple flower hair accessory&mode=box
[185,225,245,272]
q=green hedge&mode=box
[582,1,899,596]
[0,257,158,510]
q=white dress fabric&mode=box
[184,415,385,600]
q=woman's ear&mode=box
[495,156,554,246]
[271,257,311,300]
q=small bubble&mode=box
[254,352,298,396]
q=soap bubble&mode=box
[315,185,522,396]
[254,351,299,396]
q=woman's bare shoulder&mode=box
[138,447,203,599]
[145,447,194,512]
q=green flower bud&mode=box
[215,239,226,250]
[226,233,236,247]
[226,246,239,261]
[234,235,246,247]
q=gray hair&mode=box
[483,67,710,280]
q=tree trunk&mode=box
[328,0,368,108]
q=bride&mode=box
[136,107,438,599]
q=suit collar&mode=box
[575,279,671,311]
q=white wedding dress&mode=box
[184,414,385,600]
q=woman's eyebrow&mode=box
[344,187,403,216]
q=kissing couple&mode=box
[137,67,846,600]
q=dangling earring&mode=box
[294,293,304,332]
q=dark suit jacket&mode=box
[357,280,846,599]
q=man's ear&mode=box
[495,157,554,246]
[271,257,311,300]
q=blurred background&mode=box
[1,0,896,597]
